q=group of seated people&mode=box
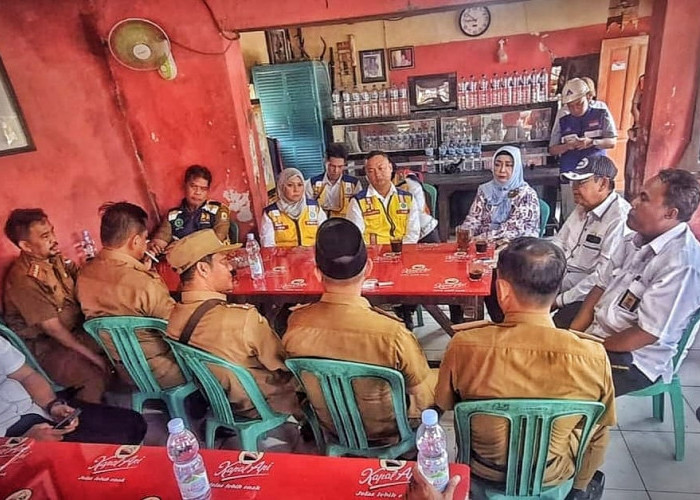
[2,142,700,500]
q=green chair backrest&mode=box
[82,316,181,393]
[285,358,414,450]
[538,199,550,237]
[454,399,606,497]
[164,338,281,424]
[423,182,438,216]
[672,308,700,370]
[0,323,61,389]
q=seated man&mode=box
[347,151,420,244]
[1,336,146,444]
[76,202,184,389]
[571,169,700,396]
[393,166,439,243]
[306,142,362,218]
[436,237,615,500]
[552,156,631,328]
[165,230,301,418]
[149,164,232,255]
[283,218,437,444]
[3,209,108,403]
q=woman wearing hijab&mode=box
[452,146,540,324]
[459,145,540,241]
[260,168,327,247]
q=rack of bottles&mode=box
[457,68,551,110]
[331,83,410,120]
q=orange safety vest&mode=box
[353,189,413,244]
[263,200,323,247]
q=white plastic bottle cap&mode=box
[421,409,438,426]
[167,417,185,434]
[247,233,255,240]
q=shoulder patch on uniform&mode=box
[452,320,492,332]
[370,306,404,323]
[290,303,312,312]
[225,303,254,310]
[203,201,221,215]
[168,210,181,221]
[27,264,41,279]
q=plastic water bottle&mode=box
[81,229,96,260]
[246,233,265,280]
[416,409,450,492]
[166,418,211,500]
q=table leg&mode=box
[437,186,451,242]
[423,305,456,337]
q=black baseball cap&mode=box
[315,218,367,280]
[561,155,618,182]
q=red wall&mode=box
[387,19,651,86]
[0,0,263,300]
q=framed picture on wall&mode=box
[0,55,34,157]
[359,49,386,84]
[388,47,415,70]
[265,29,293,64]
[408,72,457,112]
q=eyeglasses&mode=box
[571,177,593,187]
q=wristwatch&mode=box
[45,398,67,415]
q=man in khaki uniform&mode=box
[283,218,436,444]
[436,237,615,500]
[165,230,301,419]
[3,209,108,403]
[76,202,184,389]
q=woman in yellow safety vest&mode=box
[260,168,327,247]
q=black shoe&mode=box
[566,471,605,500]
[696,406,700,423]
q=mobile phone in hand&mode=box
[53,408,82,430]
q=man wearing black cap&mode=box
[283,218,436,443]
[552,156,631,328]
[165,230,301,419]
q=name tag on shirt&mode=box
[618,278,645,313]
[585,234,602,245]
[396,209,410,215]
[364,209,381,216]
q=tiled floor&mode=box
[127,310,700,498]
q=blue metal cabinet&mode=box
[252,61,332,178]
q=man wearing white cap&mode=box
[552,156,631,328]
[549,78,617,221]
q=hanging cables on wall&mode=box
[168,0,240,56]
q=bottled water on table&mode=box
[416,409,450,492]
[166,418,211,500]
[245,233,265,280]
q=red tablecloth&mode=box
[232,243,492,298]
[0,438,470,499]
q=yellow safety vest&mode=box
[309,174,359,218]
[354,189,413,244]
[263,200,322,247]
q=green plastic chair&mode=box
[454,399,606,499]
[539,199,550,237]
[82,316,198,426]
[164,338,291,450]
[0,322,64,393]
[414,182,439,327]
[285,358,416,458]
[627,308,700,461]
[423,182,438,216]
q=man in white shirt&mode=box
[571,169,700,395]
[347,151,421,244]
[0,336,146,443]
[393,168,440,243]
[553,156,631,328]
[305,143,362,218]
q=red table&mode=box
[0,438,470,499]
[230,243,493,336]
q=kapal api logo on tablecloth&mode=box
[282,278,307,290]
[358,459,412,491]
[213,451,274,482]
[434,277,466,290]
[86,445,145,475]
[401,263,431,276]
